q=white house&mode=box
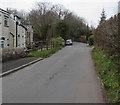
[9,15,17,48]
[14,15,27,48]
[0,8,10,49]
[0,8,33,49]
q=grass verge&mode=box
[91,48,119,103]
[28,46,64,58]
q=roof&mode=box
[14,15,21,19]
[0,8,9,14]
[20,24,27,30]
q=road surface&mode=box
[2,43,105,103]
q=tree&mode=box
[27,2,91,42]
[64,13,90,41]
[28,2,59,41]
[99,8,106,24]
[6,8,28,24]
[56,20,68,40]
[6,8,18,15]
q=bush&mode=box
[88,35,94,46]
[92,49,119,103]
[50,37,65,45]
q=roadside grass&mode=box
[28,46,64,58]
[91,48,119,103]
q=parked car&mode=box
[65,39,73,45]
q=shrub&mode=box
[88,35,94,45]
[50,37,65,45]
[92,49,119,103]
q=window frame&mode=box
[4,15,9,27]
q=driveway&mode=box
[2,43,105,103]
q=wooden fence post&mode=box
[41,42,43,51]
[46,42,48,50]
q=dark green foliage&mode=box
[88,35,94,45]
[28,2,91,42]
[56,21,68,40]
[99,9,106,24]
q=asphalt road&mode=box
[2,43,105,103]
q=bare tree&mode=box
[6,8,28,24]
[6,8,18,15]
[28,2,59,41]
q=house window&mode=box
[7,44,10,46]
[4,16,9,27]
[18,35,20,37]
[1,44,4,48]
[0,40,4,48]
[1,37,5,40]
[22,28,24,33]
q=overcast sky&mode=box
[0,0,119,27]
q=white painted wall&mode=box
[17,25,26,48]
[2,16,9,48]
[0,10,9,48]
[0,13,2,49]
[9,18,16,48]
[0,13,2,47]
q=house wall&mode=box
[9,18,16,48]
[0,10,9,48]
[0,12,2,43]
[17,25,26,48]
[21,27,26,48]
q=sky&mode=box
[0,0,119,27]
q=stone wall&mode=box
[1,48,27,62]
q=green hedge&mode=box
[88,35,94,46]
[50,37,65,45]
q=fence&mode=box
[1,41,64,62]
[94,13,120,72]
[31,41,64,51]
